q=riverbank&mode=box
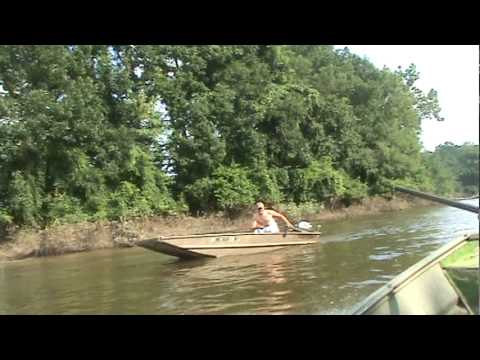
[0,195,436,262]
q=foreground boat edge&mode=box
[351,232,479,315]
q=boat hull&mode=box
[136,231,321,259]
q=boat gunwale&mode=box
[178,240,318,250]
[145,231,322,241]
[352,232,478,315]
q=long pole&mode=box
[395,186,479,214]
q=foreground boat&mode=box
[136,231,321,260]
[352,232,479,315]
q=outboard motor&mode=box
[296,221,313,231]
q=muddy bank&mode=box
[0,196,435,262]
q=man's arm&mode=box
[268,210,294,228]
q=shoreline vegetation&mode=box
[0,195,440,262]
[1,46,478,263]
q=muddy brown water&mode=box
[0,200,478,314]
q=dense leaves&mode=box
[0,45,476,228]
[422,142,479,196]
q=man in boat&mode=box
[252,202,295,233]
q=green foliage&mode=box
[107,181,151,220]
[277,201,324,221]
[212,165,258,213]
[421,143,479,196]
[341,173,369,205]
[249,167,284,204]
[396,64,444,121]
[183,165,258,215]
[0,45,177,226]
[1,45,475,228]
[44,193,89,225]
[7,172,42,227]
[0,208,13,227]
[421,152,458,195]
[183,177,216,215]
[290,158,347,203]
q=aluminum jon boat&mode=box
[136,231,321,260]
[352,232,479,315]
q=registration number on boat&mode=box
[212,236,239,243]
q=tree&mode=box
[0,45,176,227]
[2,45,469,228]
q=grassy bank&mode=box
[0,195,435,262]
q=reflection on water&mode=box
[0,200,478,314]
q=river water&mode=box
[0,200,478,314]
